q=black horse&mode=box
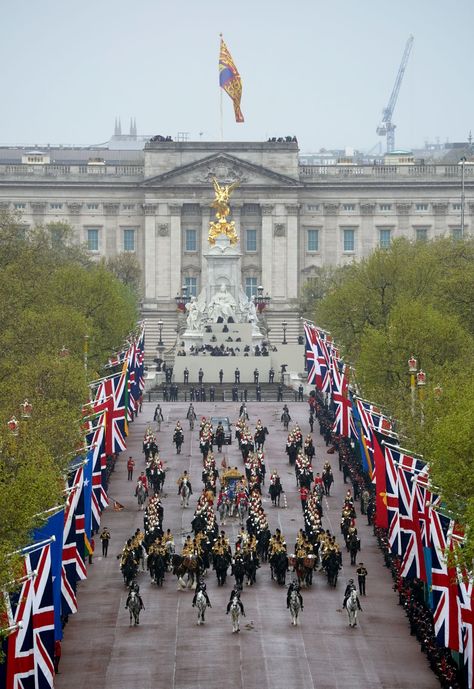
[213,553,230,586]
[173,428,184,454]
[270,551,288,586]
[323,551,341,587]
[121,552,138,587]
[148,552,166,586]
[269,478,283,507]
[244,552,259,586]
[232,556,245,589]
[256,529,271,563]
[322,469,334,496]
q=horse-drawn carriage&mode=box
[218,468,247,524]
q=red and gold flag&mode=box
[219,36,244,123]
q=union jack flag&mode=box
[28,545,55,689]
[303,322,331,392]
[396,455,427,581]
[61,475,80,615]
[383,444,401,555]
[5,564,35,689]
[459,577,474,689]
[96,372,127,455]
[430,510,461,651]
[331,360,357,439]
[87,421,108,531]
[70,466,87,581]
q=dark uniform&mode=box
[356,563,367,595]
[100,528,110,557]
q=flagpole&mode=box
[219,33,224,141]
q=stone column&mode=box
[360,202,375,257]
[285,204,299,299]
[169,204,182,299]
[322,203,340,263]
[103,203,120,257]
[395,203,411,237]
[66,202,83,246]
[261,204,274,294]
[200,204,210,292]
[143,203,158,305]
[433,202,448,237]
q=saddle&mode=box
[183,556,198,571]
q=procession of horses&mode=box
[119,400,365,632]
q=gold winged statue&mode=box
[208,177,240,246]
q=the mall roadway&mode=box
[55,401,437,689]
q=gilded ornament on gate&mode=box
[208,177,239,246]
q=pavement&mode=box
[55,401,437,689]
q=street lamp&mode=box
[282,320,288,345]
[254,285,271,313]
[460,156,466,238]
[175,285,190,312]
[157,319,164,347]
[408,355,417,416]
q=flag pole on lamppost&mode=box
[408,355,417,417]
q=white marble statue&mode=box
[185,295,204,331]
[208,284,236,323]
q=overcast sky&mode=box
[1,0,472,152]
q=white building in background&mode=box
[0,136,472,352]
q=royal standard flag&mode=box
[219,36,244,123]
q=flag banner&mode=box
[87,420,108,531]
[28,545,55,689]
[4,560,35,689]
[33,510,64,641]
[372,429,389,528]
[219,37,244,123]
[70,466,87,581]
[430,510,462,652]
[96,371,127,455]
[61,475,80,615]
[396,455,427,581]
[331,361,357,439]
[383,443,401,555]
[303,322,331,392]
[459,578,474,689]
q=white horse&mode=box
[237,499,248,526]
[289,589,302,626]
[179,480,191,508]
[218,495,230,525]
[230,598,244,633]
[125,591,144,626]
[345,589,361,628]
[195,590,210,625]
[135,482,148,510]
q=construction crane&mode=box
[377,35,414,153]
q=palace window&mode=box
[245,277,258,300]
[379,228,392,249]
[415,203,429,211]
[50,203,63,210]
[246,229,257,252]
[87,228,99,252]
[380,203,392,211]
[452,203,462,211]
[184,276,197,297]
[87,203,99,210]
[185,229,197,252]
[415,227,428,242]
[342,203,356,212]
[307,204,320,212]
[14,202,26,209]
[307,229,319,252]
[123,204,135,211]
[451,227,463,240]
[343,228,355,252]
[123,228,136,252]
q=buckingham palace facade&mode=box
[0,138,471,349]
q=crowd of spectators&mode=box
[311,389,463,689]
[176,342,276,357]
